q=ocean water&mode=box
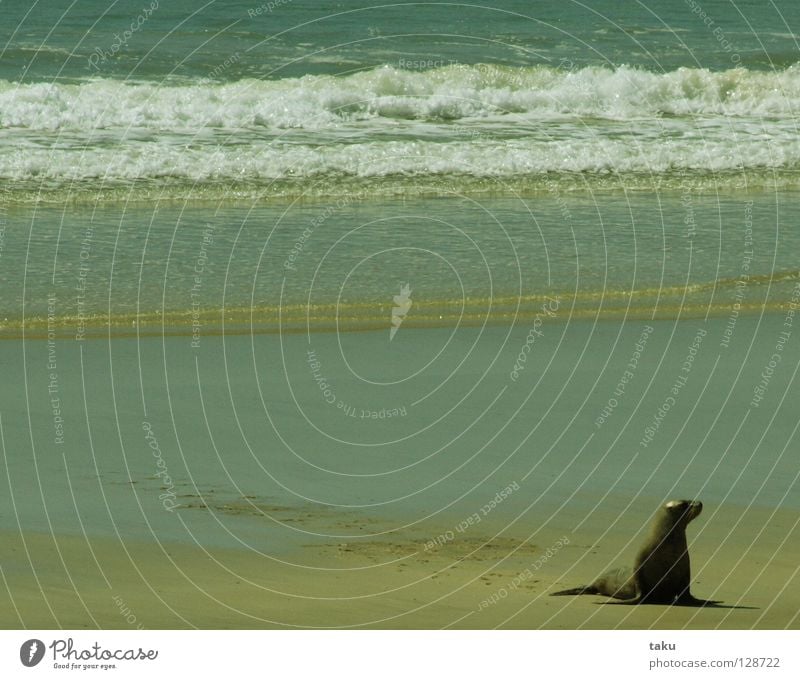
[1,0,800,329]
[1,0,799,579]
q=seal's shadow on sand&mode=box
[598,599,758,610]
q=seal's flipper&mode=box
[597,598,641,605]
[550,585,598,596]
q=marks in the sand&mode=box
[173,492,389,532]
[425,536,538,562]
[168,491,542,576]
[323,535,539,570]
[177,494,324,522]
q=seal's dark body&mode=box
[551,500,706,605]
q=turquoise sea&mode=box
[1,0,799,628]
[1,1,800,324]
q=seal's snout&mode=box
[665,499,703,522]
[688,500,703,520]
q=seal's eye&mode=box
[665,500,694,514]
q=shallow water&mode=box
[1,313,797,556]
[1,190,798,335]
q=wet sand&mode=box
[1,313,798,629]
[1,500,797,629]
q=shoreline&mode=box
[2,499,797,629]
[1,292,795,341]
[5,172,800,207]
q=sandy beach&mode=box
[1,500,797,629]
[2,312,798,629]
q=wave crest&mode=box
[3,63,800,131]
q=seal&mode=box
[551,499,714,605]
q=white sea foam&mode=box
[3,64,800,130]
[2,132,797,184]
[1,64,799,193]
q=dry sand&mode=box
[2,502,797,629]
